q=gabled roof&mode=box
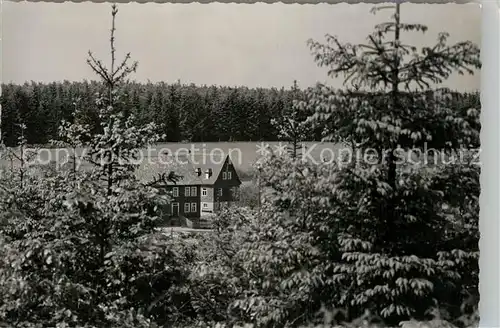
[136,153,232,186]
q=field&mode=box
[1,141,477,183]
[0,141,343,180]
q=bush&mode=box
[236,182,260,209]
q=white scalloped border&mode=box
[0,0,484,3]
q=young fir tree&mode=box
[271,80,310,158]
[0,6,184,327]
[299,3,480,323]
[84,5,164,195]
[49,97,90,184]
[1,123,39,188]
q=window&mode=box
[202,188,207,196]
[217,188,223,197]
[185,187,191,197]
[184,203,190,213]
[222,172,227,180]
[191,187,197,196]
[191,203,197,213]
[203,203,208,208]
[172,187,179,197]
[228,171,232,179]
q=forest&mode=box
[0,3,481,328]
[0,80,478,147]
[0,80,323,146]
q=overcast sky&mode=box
[2,2,480,90]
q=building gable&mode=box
[137,153,242,187]
[214,156,242,186]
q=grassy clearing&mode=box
[0,141,340,179]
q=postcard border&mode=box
[479,2,500,328]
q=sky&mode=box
[2,1,481,90]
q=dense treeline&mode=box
[0,81,478,147]
[0,80,322,146]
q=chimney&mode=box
[205,168,212,179]
[195,168,202,176]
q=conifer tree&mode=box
[84,4,163,195]
[271,80,310,158]
[0,6,181,327]
[299,3,480,322]
[50,97,90,183]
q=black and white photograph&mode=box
[0,2,481,327]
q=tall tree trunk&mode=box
[384,3,401,255]
[388,3,400,190]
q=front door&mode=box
[171,202,179,216]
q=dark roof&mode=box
[136,153,234,186]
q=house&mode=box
[137,152,242,228]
